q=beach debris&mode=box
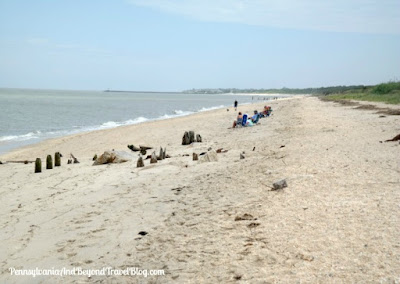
[216,148,229,153]
[182,131,190,145]
[199,152,207,156]
[34,158,42,173]
[157,147,166,160]
[235,214,256,221]
[140,146,152,155]
[5,160,33,164]
[140,145,153,150]
[208,147,212,151]
[67,159,72,164]
[150,152,158,164]
[55,152,61,167]
[199,150,218,163]
[162,147,166,159]
[189,131,195,144]
[193,153,198,161]
[70,153,80,164]
[138,231,148,236]
[92,154,97,161]
[240,153,245,159]
[279,145,285,148]
[385,134,400,142]
[272,179,288,190]
[18,204,22,208]
[182,131,201,145]
[0,161,2,164]
[137,156,144,167]
[127,144,140,152]
[296,253,314,262]
[46,155,53,169]
[253,147,256,151]
[93,150,134,165]
[247,222,260,229]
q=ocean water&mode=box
[0,88,277,155]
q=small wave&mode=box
[0,131,42,142]
[198,105,225,112]
[98,117,149,129]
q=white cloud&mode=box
[128,0,400,34]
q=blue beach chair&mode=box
[242,114,248,126]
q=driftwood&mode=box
[70,153,80,163]
[128,145,140,152]
[35,158,42,173]
[385,134,400,142]
[140,145,153,150]
[5,160,34,164]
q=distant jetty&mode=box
[104,89,179,94]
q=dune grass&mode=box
[322,82,400,104]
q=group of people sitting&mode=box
[232,105,272,128]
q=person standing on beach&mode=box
[234,100,238,111]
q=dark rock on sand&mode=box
[272,179,287,190]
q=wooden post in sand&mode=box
[182,132,190,145]
[150,152,158,164]
[137,156,144,167]
[158,147,164,160]
[46,155,53,169]
[189,131,195,144]
[193,153,198,161]
[35,158,42,173]
[55,152,61,167]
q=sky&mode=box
[0,0,399,91]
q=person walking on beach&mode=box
[234,100,238,111]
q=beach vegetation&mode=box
[321,81,400,104]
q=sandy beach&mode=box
[0,96,399,283]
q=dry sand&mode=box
[0,96,399,283]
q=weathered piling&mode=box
[46,155,53,169]
[150,152,158,164]
[35,158,42,173]
[55,152,61,167]
[137,156,144,167]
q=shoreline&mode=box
[0,98,281,161]
[1,96,399,283]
